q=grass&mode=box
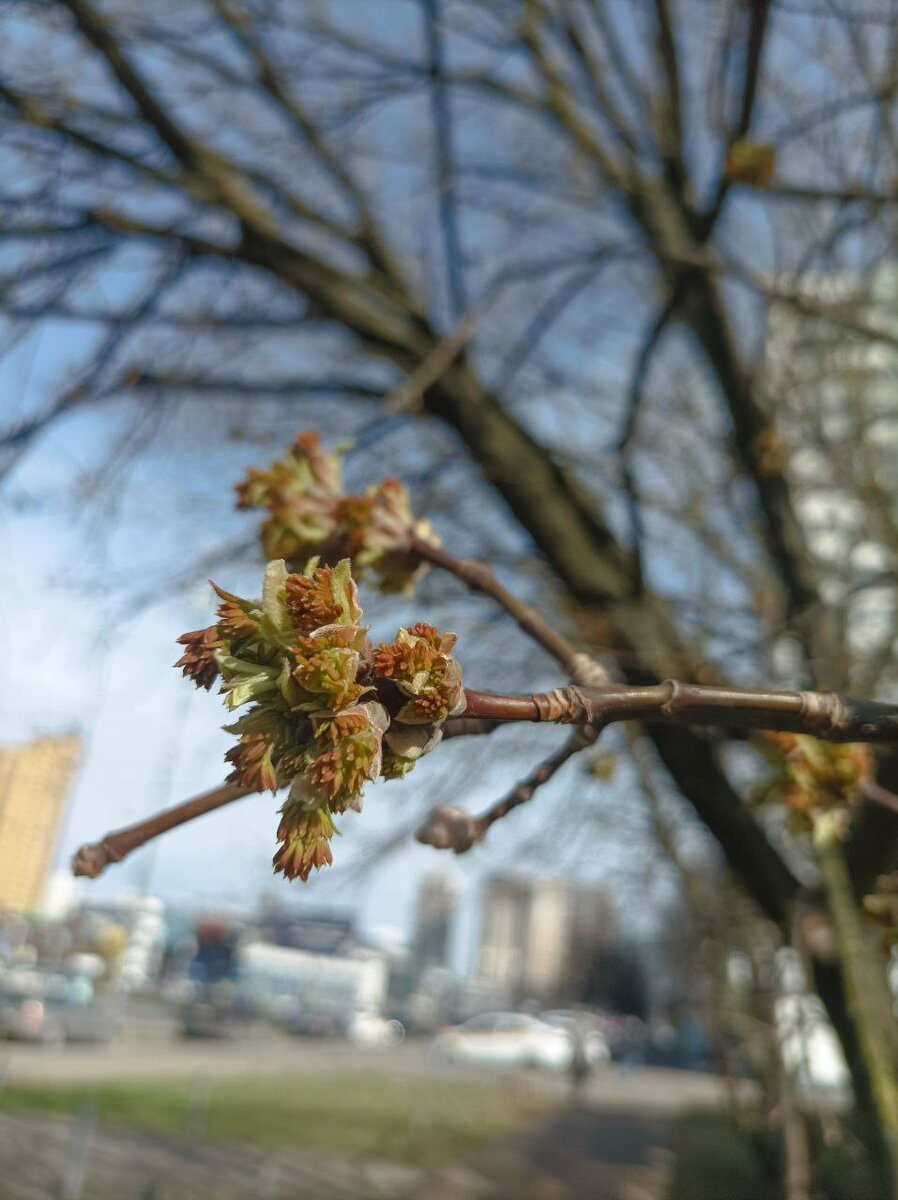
[668,1110,888,1200]
[0,1073,551,1166]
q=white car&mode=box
[431,1011,574,1070]
[348,1011,405,1048]
[540,1010,611,1067]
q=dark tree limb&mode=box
[421,0,468,321]
[616,288,681,594]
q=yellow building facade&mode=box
[0,736,80,913]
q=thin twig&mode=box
[860,777,898,816]
[408,535,607,685]
[71,782,251,879]
[415,725,597,854]
[470,723,599,844]
[384,313,475,412]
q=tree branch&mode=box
[71,782,251,879]
[616,288,681,594]
[416,724,599,853]
[460,681,898,743]
[650,0,686,190]
[700,0,773,229]
[61,0,198,167]
[408,534,608,685]
[84,673,898,883]
[421,0,468,320]
[383,313,475,412]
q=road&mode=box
[0,1026,746,1117]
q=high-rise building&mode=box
[476,874,612,1005]
[566,883,616,1000]
[412,873,457,971]
[0,735,80,914]
[763,265,898,671]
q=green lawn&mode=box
[0,1073,551,1166]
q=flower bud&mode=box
[174,626,223,690]
[373,624,465,724]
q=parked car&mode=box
[287,1010,341,1038]
[0,969,121,1046]
[431,1011,574,1069]
[540,1010,611,1067]
[287,1009,404,1047]
[348,1011,404,1048]
[180,997,240,1039]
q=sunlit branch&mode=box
[383,313,475,412]
[71,782,251,879]
[461,682,898,743]
[75,676,898,880]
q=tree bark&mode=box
[816,817,898,1198]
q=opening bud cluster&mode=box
[235,431,438,595]
[753,733,870,833]
[175,558,465,880]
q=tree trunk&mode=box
[816,817,898,1198]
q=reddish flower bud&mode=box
[225,733,279,793]
[212,582,261,639]
[273,807,337,881]
[174,626,223,690]
[373,626,464,725]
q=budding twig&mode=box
[73,679,898,881]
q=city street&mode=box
[0,1027,744,1117]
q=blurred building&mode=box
[476,874,612,1005]
[170,905,390,1024]
[566,883,618,1001]
[118,895,167,989]
[763,264,898,671]
[412,873,457,971]
[255,908,357,956]
[0,735,80,914]
[237,940,387,1020]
